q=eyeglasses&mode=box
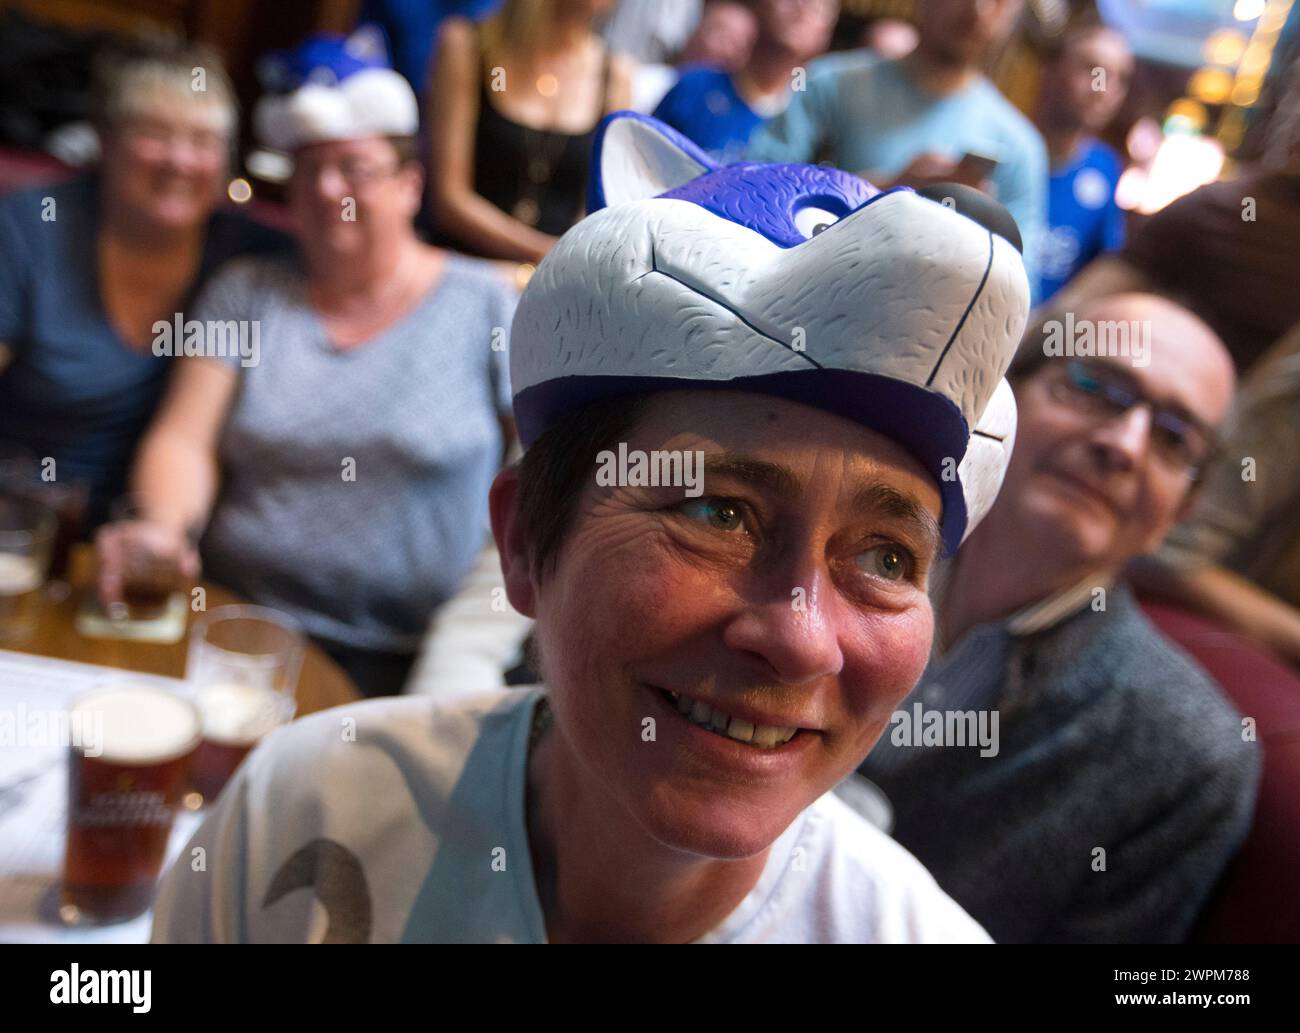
[120,119,229,160]
[1045,358,1216,478]
[292,157,403,190]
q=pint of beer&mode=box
[106,495,185,621]
[189,680,292,801]
[186,605,303,804]
[0,493,55,642]
[0,447,87,584]
[62,684,202,923]
[0,552,44,635]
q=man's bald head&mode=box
[1073,292,1235,429]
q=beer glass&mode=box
[62,682,202,923]
[34,479,89,585]
[186,605,303,803]
[106,494,186,621]
[0,447,89,584]
[0,492,56,642]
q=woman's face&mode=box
[100,95,230,231]
[512,391,942,860]
[287,137,421,265]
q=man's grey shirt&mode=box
[860,583,1260,943]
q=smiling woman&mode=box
[92,41,237,221]
[151,111,1030,944]
[498,389,949,904]
[0,39,289,528]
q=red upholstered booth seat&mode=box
[1139,597,1300,943]
[0,144,74,193]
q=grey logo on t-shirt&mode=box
[262,838,372,943]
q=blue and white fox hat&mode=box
[253,26,418,151]
[510,112,1027,554]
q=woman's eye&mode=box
[856,543,911,582]
[681,498,746,532]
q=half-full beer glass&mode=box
[0,493,55,642]
[186,605,303,803]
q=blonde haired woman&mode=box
[0,39,287,527]
[428,0,635,263]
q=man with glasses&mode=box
[858,292,1260,943]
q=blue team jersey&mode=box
[1039,138,1125,301]
[653,66,766,164]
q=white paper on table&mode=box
[0,649,204,944]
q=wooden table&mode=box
[7,544,359,715]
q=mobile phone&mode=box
[955,151,1000,182]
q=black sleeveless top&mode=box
[472,41,611,238]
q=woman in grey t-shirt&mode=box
[96,72,516,697]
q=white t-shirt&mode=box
[151,688,990,943]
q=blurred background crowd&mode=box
[1,0,1299,943]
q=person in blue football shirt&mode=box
[359,0,505,92]
[653,0,838,163]
[1034,24,1134,301]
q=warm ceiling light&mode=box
[1188,68,1233,104]
[1203,29,1247,65]
[1231,78,1262,105]
[1238,43,1273,74]
[1166,97,1209,129]
[1259,0,1294,31]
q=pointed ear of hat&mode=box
[341,23,391,64]
[588,111,718,213]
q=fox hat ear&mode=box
[588,111,718,213]
[342,23,390,64]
